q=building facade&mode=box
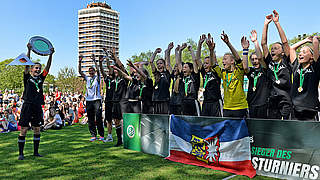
[78,2,119,74]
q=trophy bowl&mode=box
[29,36,53,56]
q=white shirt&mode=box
[85,75,101,101]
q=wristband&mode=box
[243,49,249,56]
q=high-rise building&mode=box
[78,2,119,74]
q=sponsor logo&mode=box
[127,125,135,139]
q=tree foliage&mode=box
[0,59,24,94]
[56,67,85,93]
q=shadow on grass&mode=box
[0,125,274,180]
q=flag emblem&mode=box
[190,135,220,164]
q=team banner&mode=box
[123,114,320,179]
[246,119,320,180]
[140,114,169,157]
[123,113,141,151]
[166,115,256,178]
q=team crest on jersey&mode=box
[190,135,220,164]
[269,63,286,71]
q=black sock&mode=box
[33,134,40,155]
[18,136,26,156]
[116,126,122,144]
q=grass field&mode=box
[0,125,276,180]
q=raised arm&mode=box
[221,31,241,60]
[112,65,132,82]
[289,37,312,63]
[175,45,182,73]
[273,10,289,57]
[149,48,161,73]
[261,14,273,59]
[98,55,107,79]
[206,33,217,66]
[102,48,113,72]
[112,48,126,74]
[128,60,147,81]
[165,42,174,74]
[25,43,32,74]
[44,48,55,74]
[178,43,187,71]
[188,44,199,73]
[90,54,100,80]
[250,30,266,68]
[197,34,206,67]
[313,36,319,61]
[78,55,86,79]
[241,36,250,73]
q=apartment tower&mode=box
[78,2,119,74]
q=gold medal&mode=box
[155,86,158,90]
[108,86,110,89]
[298,87,303,92]
[252,87,256,92]
[37,89,40,93]
[276,80,280,84]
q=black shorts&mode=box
[223,109,247,118]
[182,99,200,116]
[105,101,113,123]
[201,101,221,117]
[249,104,267,119]
[293,108,318,121]
[112,101,127,120]
[19,103,43,127]
[126,101,141,113]
[153,101,169,114]
[169,104,182,115]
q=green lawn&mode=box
[0,125,276,180]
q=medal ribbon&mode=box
[184,77,190,96]
[203,74,209,89]
[34,79,40,92]
[273,63,280,82]
[89,77,95,89]
[253,72,261,90]
[299,67,305,89]
[115,78,119,91]
[139,83,145,98]
[108,79,111,89]
[226,72,234,88]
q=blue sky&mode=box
[0,0,319,76]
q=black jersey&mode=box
[265,54,292,100]
[111,77,128,102]
[104,76,114,102]
[182,72,200,100]
[152,70,171,101]
[291,58,320,111]
[246,67,270,106]
[200,67,221,102]
[22,72,46,105]
[170,72,184,105]
[141,78,153,105]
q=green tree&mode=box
[56,67,85,93]
[0,59,25,94]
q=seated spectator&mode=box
[72,103,79,124]
[63,103,73,126]
[7,108,17,131]
[0,114,8,133]
[43,108,63,130]
[80,113,88,125]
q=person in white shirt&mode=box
[78,54,106,142]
